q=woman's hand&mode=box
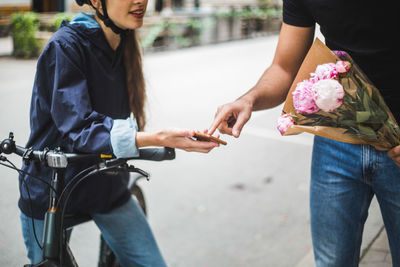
[158,128,220,153]
[388,145,400,167]
[137,128,220,153]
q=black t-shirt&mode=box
[283,0,399,122]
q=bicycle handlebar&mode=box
[0,132,176,265]
[135,146,175,161]
[0,132,175,168]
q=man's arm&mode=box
[209,23,315,137]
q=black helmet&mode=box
[75,0,89,6]
[75,0,128,35]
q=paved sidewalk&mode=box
[0,35,393,266]
[360,228,392,267]
[294,226,392,267]
[0,36,12,56]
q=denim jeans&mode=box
[20,197,167,267]
[311,136,400,267]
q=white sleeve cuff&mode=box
[110,118,139,158]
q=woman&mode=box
[19,0,219,265]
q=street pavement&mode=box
[0,32,391,267]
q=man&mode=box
[209,1,399,266]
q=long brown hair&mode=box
[124,30,146,130]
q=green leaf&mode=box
[363,93,370,110]
[375,109,388,122]
[356,85,364,101]
[338,119,357,128]
[344,128,358,135]
[356,111,371,123]
[371,88,381,107]
[367,123,383,132]
[358,125,377,140]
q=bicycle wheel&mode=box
[97,178,147,267]
[98,236,119,267]
[131,184,147,215]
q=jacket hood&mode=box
[60,13,116,60]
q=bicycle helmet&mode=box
[75,0,129,35]
[75,0,87,5]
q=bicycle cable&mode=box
[54,165,98,211]
[59,167,111,266]
[52,161,130,265]
[55,159,130,211]
[2,159,43,250]
[0,154,70,250]
[0,152,122,263]
[0,161,56,193]
[0,154,111,262]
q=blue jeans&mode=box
[311,136,400,267]
[20,197,167,267]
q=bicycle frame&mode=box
[0,132,175,267]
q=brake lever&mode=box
[97,159,150,180]
[103,158,126,168]
[127,165,150,181]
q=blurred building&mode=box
[1,0,282,50]
[0,0,64,12]
[0,0,282,14]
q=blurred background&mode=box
[0,0,282,57]
[0,1,388,266]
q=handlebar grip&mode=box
[0,138,16,155]
[136,147,175,161]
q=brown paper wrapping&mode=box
[281,38,393,147]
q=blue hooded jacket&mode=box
[19,13,139,220]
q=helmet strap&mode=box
[88,0,131,69]
[95,0,129,35]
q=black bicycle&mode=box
[0,132,175,267]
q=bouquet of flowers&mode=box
[278,38,400,149]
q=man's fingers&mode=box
[208,117,224,136]
[385,145,400,168]
[388,146,400,158]
[217,121,233,135]
[390,156,400,167]
[209,100,251,137]
[231,112,250,138]
[209,107,231,135]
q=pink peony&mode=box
[332,50,349,58]
[335,60,351,73]
[312,79,345,112]
[277,114,295,135]
[311,63,339,82]
[292,80,320,114]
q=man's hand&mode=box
[388,145,400,167]
[208,23,315,138]
[208,97,253,138]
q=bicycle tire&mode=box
[98,181,147,267]
[131,184,147,215]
